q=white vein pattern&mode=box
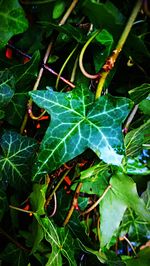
[30,86,132,179]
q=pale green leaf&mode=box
[129,83,150,104]
[0,131,38,190]
[125,119,150,157]
[29,86,132,180]
[100,171,150,248]
[30,183,48,215]
[34,214,77,266]
[125,157,150,176]
[71,162,110,195]
[0,0,28,48]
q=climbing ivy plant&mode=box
[0,0,150,265]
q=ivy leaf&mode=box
[0,131,38,190]
[125,119,150,157]
[139,94,150,116]
[34,214,77,266]
[0,0,28,48]
[71,162,110,196]
[5,51,40,127]
[125,157,150,176]
[129,83,150,104]
[0,70,15,118]
[0,243,28,266]
[124,248,150,266]
[100,171,150,248]
[29,86,132,180]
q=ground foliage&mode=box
[0,0,150,265]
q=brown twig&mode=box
[81,185,111,216]
[63,182,82,226]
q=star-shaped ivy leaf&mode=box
[30,86,133,180]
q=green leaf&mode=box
[125,120,150,157]
[53,0,66,19]
[0,0,28,48]
[0,243,29,266]
[94,29,114,72]
[139,94,150,116]
[34,214,77,266]
[100,171,150,248]
[0,70,15,116]
[30,183,47,215]
[129,83,150,104]
[124,248,150,266]
[5,51,40,127]
[0,131,38,190]
[29,86,132,180]
[82,0,124,30]
[125,157,150,176]
[0,189,8,221]
[71,162,110,196]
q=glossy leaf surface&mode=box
[30,86,132,179]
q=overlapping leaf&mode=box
[34,214,77,266]
[5,51,40,127]
[0,131,38,190]
[0,70,15,118]
[100,171,150,248]
[125,119,150,157]
[0,0,28,48]
[30,86,132,180]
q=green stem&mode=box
[79,30,100,79]
[56,44,78,89]
[95,0,143,100]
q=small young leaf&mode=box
[53,0,66,19]
[30,86,133,180]
[139,95,150,116]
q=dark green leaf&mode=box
[0,189,8,221]
[5,51,40,127]
[0,243,29,266]
[0,70,15,116]
[30,86,132,180]
[125,119,150,157]
[124,248,150,266]
[0,0,28,48]
[0,131,38,190]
